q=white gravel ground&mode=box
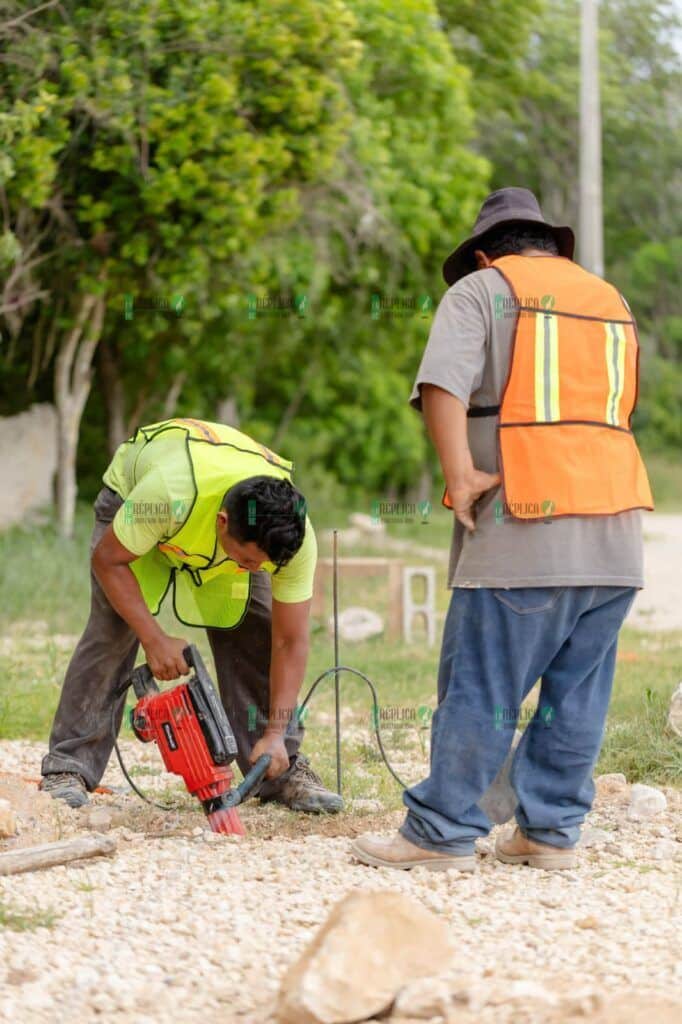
[0,740,680,1024]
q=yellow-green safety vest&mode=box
[127,418,294,629]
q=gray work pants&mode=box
[41,487,303,790]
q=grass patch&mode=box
[598,635,682,785]
[0,900,58,932]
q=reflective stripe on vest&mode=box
[605,321,627,427]
[534,310,560,423]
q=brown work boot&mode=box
[495,826,576,870]
[351,831,476,872]
[259,756,343,814]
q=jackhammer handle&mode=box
[122,644,199,699]
[127,662,158,699]
[222,755,271,808]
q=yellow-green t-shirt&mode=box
[102,432,317,604]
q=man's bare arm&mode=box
[92,526,189,680]
[420,383,500,530]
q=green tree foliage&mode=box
[73,0,493,500]
[623,238,682,449]
[467,0,681,455]
[0,0,364,525]
[0,0,678,515]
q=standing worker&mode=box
[41,417,342,814]
[353,187,653,871]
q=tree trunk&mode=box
[99,337,127,454]
[215,395,239,426]
[162,370,187,419]
[54,290,106,538]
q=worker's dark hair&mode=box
[222,476,307,570]
[478,222,559,259]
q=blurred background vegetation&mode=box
[1,0,680,518]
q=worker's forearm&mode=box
[421,385,474,489]
[267,637,309,734]
[92,560,163,646]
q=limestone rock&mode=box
[579,827,611,848]
[0,798,17,837]
[276,890,455,1024]
[594,773,629,801]
[332,607,384,643]
[626,783,667,821]
[488,979,557,1008]
[392,977,452,1019]
[666,682,682,738]
[651,839,678,861]
[84,807,115,832]
[575,915,600,930]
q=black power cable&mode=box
[112,700,176,811]
[297,664,408,789]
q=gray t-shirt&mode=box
[410,264,644,588]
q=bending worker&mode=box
[40,417,342,814]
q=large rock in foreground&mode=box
[276,890,455,1024]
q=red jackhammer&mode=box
[124,644,270,835]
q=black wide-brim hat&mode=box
[443,187,575,285]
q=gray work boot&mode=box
[39,772,90,809]
[259,756,344,814]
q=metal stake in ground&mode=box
[333,529,342,795]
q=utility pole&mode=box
[579,0,604,277]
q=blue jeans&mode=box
[401,586,636,854]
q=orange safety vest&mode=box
[446,255,654,520]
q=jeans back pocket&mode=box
[492,587,565,615]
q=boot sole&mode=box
[351,842,475,872]
[495,848,576,870]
